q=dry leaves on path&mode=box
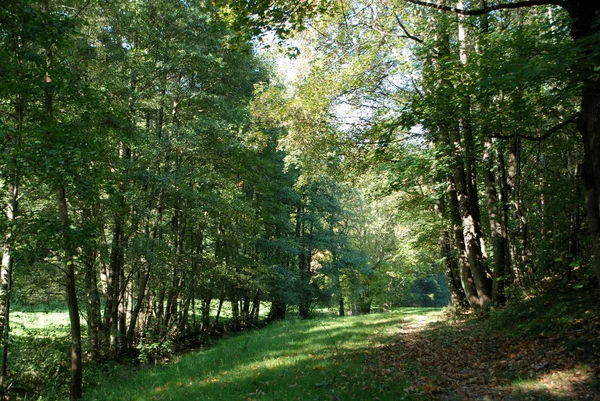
[365,315,600,400]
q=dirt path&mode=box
[366,314,600,400]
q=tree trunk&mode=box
[230,294,240,329]
[83,240,101,359]
[123,265,150,354]
[268,300,287,321]
[447,176,480,309]
[449,123,493,308]
[441,228,468,307]
[455,5,493,307]
[42,2,82,395]
[250,288,261,322]
[483,138,508,304]
[0,39,25,389]
[215,289,225,325]
[576,65,600,288]
[57,188,83,401]
[338,284,345,317]
[0,214,15,392]
[434,187,468,307]
[201,293,212,329]
[562,1,600,290]
[506,136,525,286]
[582,158,600,287]
[0,136,19,392]
[103,221,123,351]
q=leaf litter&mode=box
[363,312,600,400]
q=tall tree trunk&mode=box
[123,265,150,354]
[57,188,83,400]
[42,2,82,396]
[103,221,123,352]
[506,136,525,286]
[215,288,225,325]
[456,2,493,307]
[251,289,261,322]
[0,99,22,391]
[567,168,582,285]
[230,293,240,329]
[82,219,102,359]
[449,123,493,308]
[434,152,468,308]
[201,293,212,329]
[441,228,467,307]
[483,138,508,304]
[0,21,26,385]
[574,17,600,288]
[447,176,480,309]
[556,1,600,291]
[582,158,600,287]
[0,193,16,391]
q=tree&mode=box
[405,0,600,295]
[269,0,590,313]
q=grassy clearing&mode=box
[82,308,442,401]
[4,300,280,400]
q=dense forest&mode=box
[0,0,599,399]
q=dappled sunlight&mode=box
[12,310,71,332]
[83,310,446,400]
[511,366,599,399]
[367,307,600,401]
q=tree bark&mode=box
[123,265,150,354]
[82,222,102,358]
[103,221,123,352]
[57,188,83,401]
[447,176,480,308]
[455,2,493,307]
[483,139,508,304]
[42,1,82,396]
[0,105,21,391]
[201,293,212,329]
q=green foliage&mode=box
[484,284,600,339]
[408,274,451,308]
[137,340,176,365]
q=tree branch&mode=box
[404,0,566,16]
[492,112,580,141]
[392,9,424,43]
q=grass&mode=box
[3,300,284,400]
[7,288,599,400]
[81,308,442,401]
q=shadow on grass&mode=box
[81,303,600,401]
[81,308,442,401]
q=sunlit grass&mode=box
[82,308,443,401]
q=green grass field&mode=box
[81,308,442,401]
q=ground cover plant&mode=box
[81,290,600,401]
[82,308,439,401]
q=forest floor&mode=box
[79,288,600,401]
[368,288,600,401]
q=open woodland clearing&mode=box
[2,0,600,399]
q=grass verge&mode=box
[82,308,442,401]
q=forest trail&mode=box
[367,311,600,400]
